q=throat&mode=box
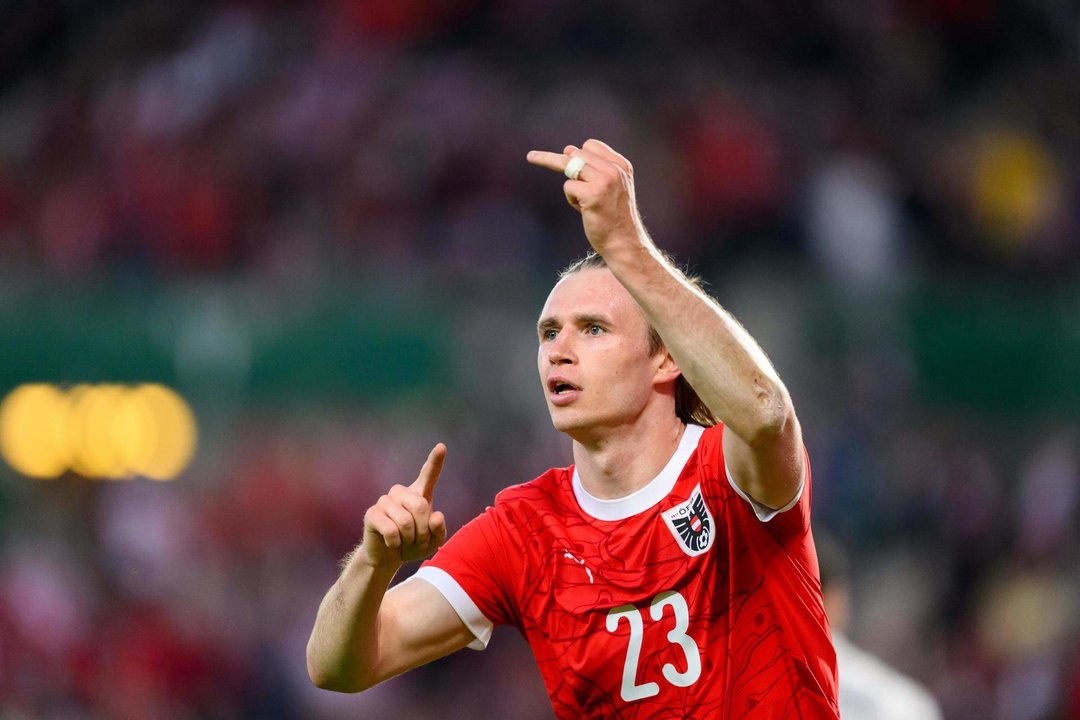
[573,422,686,500]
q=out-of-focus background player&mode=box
[818,533,944,719]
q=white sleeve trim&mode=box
[725,461,804,522]
[409,567,494,651]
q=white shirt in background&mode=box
[834,632,944,720]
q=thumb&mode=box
[409,443,446,502]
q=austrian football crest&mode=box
[662,485,714,556]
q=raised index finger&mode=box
[526,150,569,174]
[409,443,446,502]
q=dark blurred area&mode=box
[0,0,1078,718]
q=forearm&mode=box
[306,551,400,692]
[602,237,792,444]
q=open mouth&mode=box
[548,379,581,396]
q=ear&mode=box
[652,349,682,387]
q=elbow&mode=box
[306,648,370,694]
[312,678,367,694]
[307,666,367,694]
[306,653,347,692]
[307,669,338,692]
[745,385,795,447]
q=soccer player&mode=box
[307,139,839,718]
[817,534,943,720]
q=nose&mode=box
[546,330,575,365]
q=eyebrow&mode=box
[536,313,612,335]
[537,317,559,335]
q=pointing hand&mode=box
[361,444,449,568]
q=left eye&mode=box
[588,325,603,336]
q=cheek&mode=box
[605,350,654,393]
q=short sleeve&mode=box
[698,423,813,537]
[724,450,810,526]
[697,424,820,593]
[412,505,521,650]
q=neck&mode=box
[572,416,686,500]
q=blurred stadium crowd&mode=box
[0,0,1078,718]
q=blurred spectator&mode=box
[818,533,944,720]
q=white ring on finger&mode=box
[564,155,586,181]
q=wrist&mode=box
[596,231,654,265]
[345,547,402,583]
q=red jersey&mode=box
[414,424,838,718]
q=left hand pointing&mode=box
[527,139,646,256]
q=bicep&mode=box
[371,576,476,685]
[722,410,805,511]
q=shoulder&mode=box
[490,466,573,513]
[683,422,726,476]
[469,467,578,558]
[698,422,725,450]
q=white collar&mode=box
[572,424,704,521]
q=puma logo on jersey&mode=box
[662,485,714,556]
[562,551,594,584]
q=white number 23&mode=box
[605,590,702,702]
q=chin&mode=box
[548,408,591,435]
[548,408,626,442]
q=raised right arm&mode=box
[306,444,476,692]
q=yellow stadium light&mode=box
[0,383,198,481]
[133,384,196,481]
[68,384,128,479]
[0,384,71,479]
[112,387,158,477]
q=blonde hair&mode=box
[558,252,719,427]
